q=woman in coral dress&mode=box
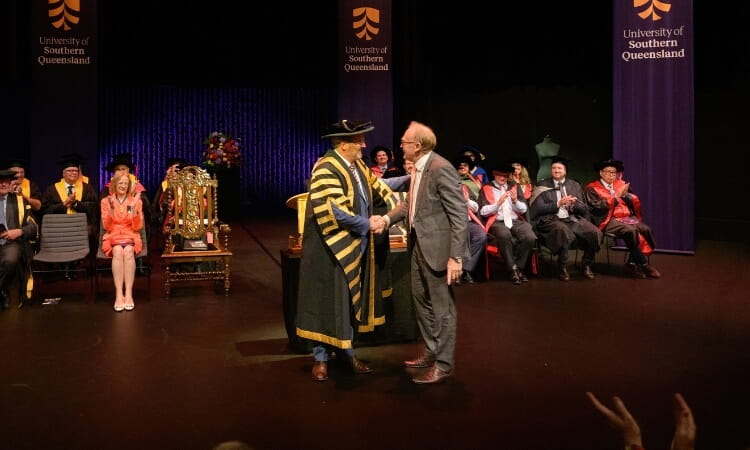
[101,173,143,312]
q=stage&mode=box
[1,217,749,450]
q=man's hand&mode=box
[369,215,386,234]
[1,229,22,241]
[616,182,630,198]
[446,257,462,285]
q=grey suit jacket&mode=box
[388,151,468,271]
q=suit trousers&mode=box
[465,221,487,273]
[604,219,653,265]
[410,234,457,373]
[488,220,536,272]
[0,241,23,293]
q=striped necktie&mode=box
[349,162,364,197]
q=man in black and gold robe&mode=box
[296,120,399,382]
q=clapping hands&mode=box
[586,392,696,450]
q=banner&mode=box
[338,0,393,161]
[31,0,98,189]
[613,0,694,253]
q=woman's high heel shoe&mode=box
[124,299,135,311]
[114,303,125,312]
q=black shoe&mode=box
[510,269,522,285]
[0,290,9,310]
[627,262,646,279]
[460,270,475,284]
[558,267,570,282]
[517,269,528,283]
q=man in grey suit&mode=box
[381,121,468,384]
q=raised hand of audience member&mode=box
[670,393,695,450]
[586,391,643,449]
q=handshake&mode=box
[369,215,388,234]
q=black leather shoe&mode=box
[558,267,570,282]
[312,361,328,381]
[460,270,475,285]
[517,269,528,283]
[627,262,646,279]
[404,353,436,368]
[412,364,453,384]
[511,269,522,285]
[349,356,373,374]
[0,290,9,310]
[582,265,595,280]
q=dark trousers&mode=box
[0,241,23,296]
[488,220,536,272]
[465,222,487,273]
[540,218,601,266]
[605,219,654,265]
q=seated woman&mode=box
[510,159,533,203]
[101,173,144,312]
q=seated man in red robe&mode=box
[584,159,660,279]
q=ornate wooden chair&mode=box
[160,166,232,299]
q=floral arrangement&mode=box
[203,131,242,168]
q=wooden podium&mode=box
[280,246,417,353]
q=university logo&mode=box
[353,7,380,40]
[634,0,671,21]
[49,0,81,30]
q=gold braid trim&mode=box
[296,328,353,350]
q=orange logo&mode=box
[634,0,671,21]
[49,0,81,30]
[353,7,380,40]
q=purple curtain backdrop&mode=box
[98,87,336,214]
[338,0,393,157]
[613,0,694,253]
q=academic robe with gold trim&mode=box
[296,150,398,350]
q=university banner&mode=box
[613,0,694,253]
[338,0,393,160]
[31,0,98,189]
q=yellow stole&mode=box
[55,179,84,214]
[19,179,31,198]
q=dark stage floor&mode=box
[2,218,749,450]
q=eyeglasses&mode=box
[601,170,617,174]
[64,169,80,173]
[400,140,418,146]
